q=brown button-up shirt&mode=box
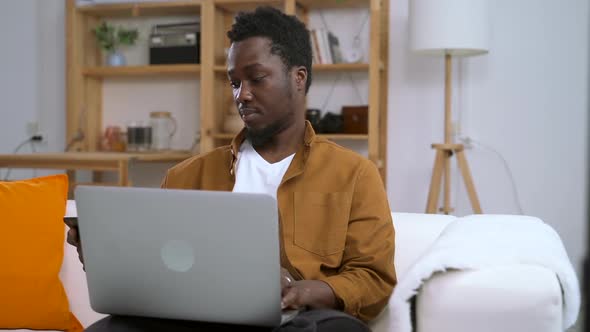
[161,122,396,322]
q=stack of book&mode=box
[310,29,344,64]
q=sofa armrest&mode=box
[392,212,455,278]
[416,265,563,332]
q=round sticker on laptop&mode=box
[161,240,195,272]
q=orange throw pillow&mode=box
[0,174,82,331]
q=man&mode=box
[68,6,395,332]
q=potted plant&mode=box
[92,22,139,66]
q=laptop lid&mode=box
[75,186,282,327]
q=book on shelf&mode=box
[310,28,345,64]
[327,31,344,64]
[318,28,332,64]
[310,30,321,64]
[309,28,328,64]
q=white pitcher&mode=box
[150,111,177,151]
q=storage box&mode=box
[342,105,368,134]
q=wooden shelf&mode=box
[296,0,369,9]
[313,63,369,72]
[213,63,369,73]
[0,151,193,166]
[211,132,368,140]
[213,0,370,10]
[76,1,201,17]
[214,0,283,12]
[75,0,368,17]
[118,150,194,162]
[83,65,201,78]
[0,151,193,189]
[214,65,228,73]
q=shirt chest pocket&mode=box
[293,192,351,256]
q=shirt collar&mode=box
[229,121,316,176]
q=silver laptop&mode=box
[75,185,297,327]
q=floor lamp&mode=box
[409,0,490,214]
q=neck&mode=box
[253,118,306,164]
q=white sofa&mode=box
[13,212,567,331]
[369,213,566,332]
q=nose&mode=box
[233,81,253,103]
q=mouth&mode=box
[238,108,260,123]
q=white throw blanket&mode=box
[390,214,581,331]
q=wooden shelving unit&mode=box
[312,63,371,72]
[296,0,370,9]
[76,1,202,17]
[66,0,390,182]
[0,151,192,194]
[82,64,201,77]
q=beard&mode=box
[245,117,290,147]
[246,76,295,147]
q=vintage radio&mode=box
[149,22,200,65]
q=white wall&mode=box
[0,0,65,180]
[0,0,587,275]
[388,0,589,274]
[0,0,39,180]
[0,1,38,144]
[37,0,67,153]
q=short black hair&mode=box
[227,6,313,93]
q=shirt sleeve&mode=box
[320,160,397,322]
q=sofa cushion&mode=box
[0,175,82,331]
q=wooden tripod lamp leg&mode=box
[442,151,452,214]
[456,149,482,213]
[426,149,445,213]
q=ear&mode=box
[294,66,307,91]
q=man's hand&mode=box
[64,217,85,269]
[281,268,337,310]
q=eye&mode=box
[230,80,240,89]
[251,75,266,83]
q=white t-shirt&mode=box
[232,140,295,201]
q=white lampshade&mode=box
[409,0,490,56]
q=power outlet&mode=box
[26,121,39,137]
[26,121,48,144]
[34,132,47,142]
[462,136,473,149]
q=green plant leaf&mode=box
[92,22,138,52]
[117,28,139,46]
[92,22,116,52]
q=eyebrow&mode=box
[227,63,264,76]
